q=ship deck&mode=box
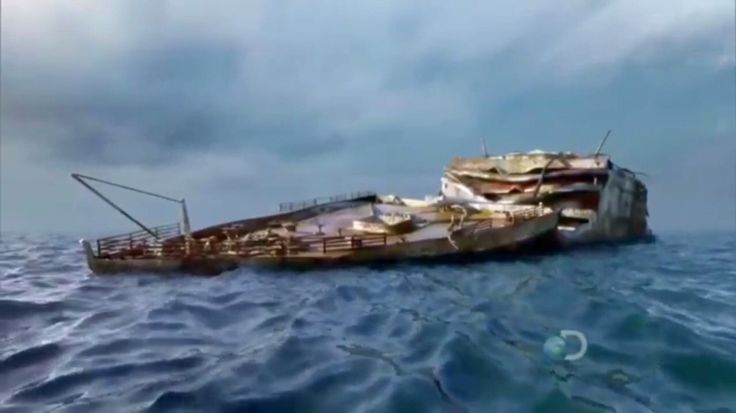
[81,196,557,274]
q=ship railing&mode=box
[278,191,376,212]
[299,233,388,253]
[95,232,389,259]
[94,222,182,256]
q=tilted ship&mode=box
[76,143,651,275]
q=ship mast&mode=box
[594,129,612,156]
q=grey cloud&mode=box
[1,0,734,233]
[133,42,242,85]
[3,0,731,170]
[2,33,349,165]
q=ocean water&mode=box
[0,232,734,413]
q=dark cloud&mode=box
[1,32,351,165]
[2,1,732,169]
[1,1,734,232]
[133,42,242,85]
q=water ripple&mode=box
[0,232,734,412]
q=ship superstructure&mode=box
[440,150,650,244]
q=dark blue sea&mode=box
[1,232,734,413]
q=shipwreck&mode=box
[75,138,651,275]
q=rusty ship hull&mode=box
[80,194,559,276]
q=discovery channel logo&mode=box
[543,330,588,361]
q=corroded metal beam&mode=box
[594,129,612,156]
[71,173,191,240]
[72,173,158,238]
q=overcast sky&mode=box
[1,0,734,235]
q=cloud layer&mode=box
[1,0,734,232]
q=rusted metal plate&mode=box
[458,179,601,195]
[448,153,610,174]
[446,167,610,182]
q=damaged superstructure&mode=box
[441,150,651,244]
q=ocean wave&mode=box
[0,232,734,412]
